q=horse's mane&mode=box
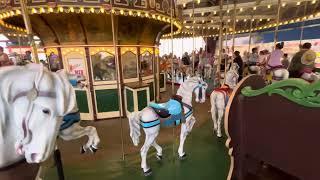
[0,66,26,142]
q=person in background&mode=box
[220,49,229,71]
[257,50,268,77]
[233,51,243,81]
[248,48,259,66]
[198,47,206,75]
[282,53,290,69]
[0,46,13,67]
[24,51,33,63]
[288,42,313,78]
[182,52,191,65]
[267,42,284,69]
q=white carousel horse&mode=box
[300,72,320,82]
[57,71,100,154]
[128,77,208,176]
[204,64,213,79]
[248,65,289,83]
[210,63,239,138]
[0,64,100,177]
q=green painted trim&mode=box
[138,89,148,111]
[126,89,134,112]
[241,78,320,108]
[95,89,119,112]
[75,90,90,113]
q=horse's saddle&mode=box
[149,99,184,127]
[267,65,284,73]
[60,111,81,131]
[214,86,231,104]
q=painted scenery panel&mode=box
[122,51,138,79]
[91,51,116,81]
[140,51,153,77]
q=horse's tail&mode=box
[128,112,141,146]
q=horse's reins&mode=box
[11,68,57,150]
[192,81,207,100]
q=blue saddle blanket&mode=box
[149,99,184,127]
[60,111,81,131]
[149,99,182,115]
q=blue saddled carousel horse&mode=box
[59,73,100,154]
[128,76,208,176]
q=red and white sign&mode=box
[68,58,86,77]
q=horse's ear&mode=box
[54,70,78,115]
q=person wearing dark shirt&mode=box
[233,51,243,81]
[181,52,190,65]
[288,43,312,78]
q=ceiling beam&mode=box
[184,23,230,28]
[182,0,313,15]
[183,14,276,21]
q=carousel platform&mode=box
[45,87,229,180]
[44,86,297,180]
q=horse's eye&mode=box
[42,109,50,115]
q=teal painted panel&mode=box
[75,90,89,113]
[160,73,165,88]
[126,89,134,112]
[149,82,154,101]
[95,89,119,113]
[137,89,148,111]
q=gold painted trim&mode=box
[44,45,158,48]
[0,6,182,35]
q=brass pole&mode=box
[170,0,174,93]
[217,0,224,85]
[156,48,160,101]
[224,26,228,79]
[192,0,195,75]
[19,0,39,63]
[300,1,308,45]
[224,0,229,79]
[170,0,175,162]
[110,11,125,161]
[232,1,237,51]
[248,14,254,54]
[274,0,281,47]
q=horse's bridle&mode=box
[11,68,57,149]
[192,81,207,100]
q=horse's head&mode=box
[230,63,240,72]
[225,64,239,89]
[2,64,77,164]
[186,77,208,103]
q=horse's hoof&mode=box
[156,154,163,161]
[80,146,86,154]
[89,145,98,153]
[143,168,152,176]
[178,153,187,160]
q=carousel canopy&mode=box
[162,0,320,38]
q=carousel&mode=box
[0,0,182,120]
[1,0,320,180]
